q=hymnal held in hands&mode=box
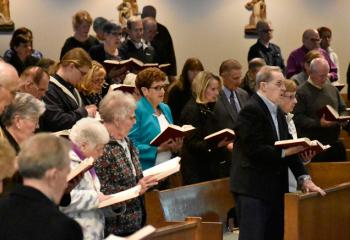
[98,185,141,208]
[204,128,235,144]
[143,157,181,181]
[110,84,135,94]
[332,82,345,91]
[67,157,94,182]
[150,124,195,146]
[105,225,156,240]
[104,58,170,73]
[319,105,350,121]
[275,138,330,154]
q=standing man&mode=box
[119,16,156,63]
[294,58,347,162]
[212,59,249,176]
[141,5,177,82]
[0,133,83,240]
[286,29,338,81]
[248,20,285,73]
[230,66,325,240]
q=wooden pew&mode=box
[284,182,350,240]
[146,217,222,240]
[145,178,234,228]
[307,162,350,188]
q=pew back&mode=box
[284,182,350,240]
[307,162,350,188]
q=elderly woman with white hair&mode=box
[95,91,158,237]
[60,117,110,240]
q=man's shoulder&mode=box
[269,42,282,51]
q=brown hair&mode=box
[60,48,92,69]
[136,68,166,96]
[10,34,31,49]
[219,59,242,75]
[284,79,297,93]
[0,140,16,180]
[20,66,49,85]
[72,10,93,30]
[304,49,323,64]
[317,26,332,38]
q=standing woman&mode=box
[61,117,110,240]
[39,48,96,132]
[128,68,182,170]
[180,71,230,185]
[89,21,128,87]
[76,60,106,106]
[60,10,99,59]
[167,58,204,124]
[95,91,158,236]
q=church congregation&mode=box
[1,2,350,240]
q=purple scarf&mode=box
[71,143,97,178]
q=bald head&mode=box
[309,58,329,87]
[143,17,157,42]
[302,29,320,50]
[0,62,19,113]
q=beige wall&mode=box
[1,0,349,83]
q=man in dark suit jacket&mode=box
[212,59,249,176]
[0,133,83,240]
[230,66,325,240]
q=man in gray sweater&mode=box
[293,58,347,162]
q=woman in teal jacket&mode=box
[129,68,182,170]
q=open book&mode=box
[67,157,95,182]
[99,185,141,209]
[105,225,155,240]
[275,138,330,154]
[104,58,170,73]
[110,84,135,94]
[143,157,181,181]
[150,124,195,146]
[204,128,235,144]
[318,105,350,121]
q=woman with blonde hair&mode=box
[60,10,99,59]
[39,48,96,132]
[76,60,106,105]
[180,71,230,184]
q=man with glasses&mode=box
[230,66,324,240]
[248,20,285,73]
[286,29,338,81]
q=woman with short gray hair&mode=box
[1,92,45,153]
[61,117,110,240]
[95,91,158,236]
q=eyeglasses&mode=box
[309,38,320,42]
[75,65,88,76]
[149,84,167,91]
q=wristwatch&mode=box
[298,174,312,186]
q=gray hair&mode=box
[1,92,45,127]
[256,66,282,90]
[69,117,109,148]
[99,91,136,123]
[18,133,71,179]
[310,58,329,74]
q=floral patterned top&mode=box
[94,136,145,236]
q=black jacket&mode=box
[0,185,83,240]
[230,94,307,201]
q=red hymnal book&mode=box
[318,105,350,121]
[150,125,195,146]
[204,128,235,144]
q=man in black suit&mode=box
[0,133,83,240]
[230,66,325,240]
[211,59,249,177]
